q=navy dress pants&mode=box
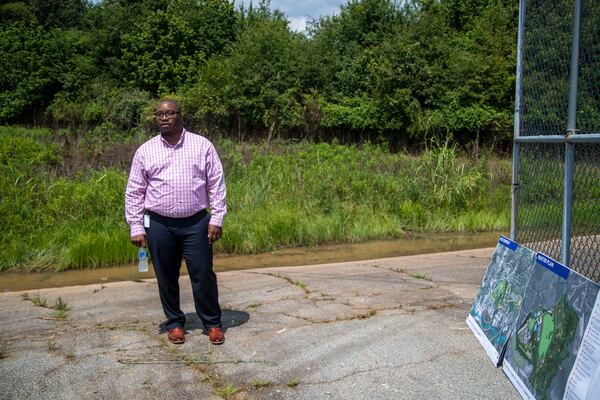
[146,210,222,331]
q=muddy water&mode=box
[0,231,505,292]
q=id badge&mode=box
[144,214,150,228]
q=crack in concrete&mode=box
[117,356,276,365]
[250,271,344,309]
[281,307,378,324]
[370,265,441,288]
[92,285,106,294]
[145,328,239,396]
[265,286,288,293]
[278,299,461,325]
[304,350,466,386]
[258,272,311,295]
[370,265,408,280]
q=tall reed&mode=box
[0,132,510,271]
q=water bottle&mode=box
[138,247,148,273]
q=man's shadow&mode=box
[159,310,249,334]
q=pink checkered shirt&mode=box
[125,129,227,237]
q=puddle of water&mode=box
[0,231,505,292]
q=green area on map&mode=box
[513,295,578,399]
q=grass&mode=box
[53,297,69,312]
[29,294,48,308]
[251,379,270,389]
[22,292,70,318]
[410,272,431,281]
[96,323,117,330]
[287,377,300,388]
[294,281,308,293]
[51,297,70,319]
[0,131,514,271]
[214,383,238,399]
[53,309,68,319]
[358,309,378,319]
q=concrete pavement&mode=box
[0,247,520,400]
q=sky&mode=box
[236,0,344,32]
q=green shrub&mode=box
[83,102,104,123]
[0,135,60,168]
[106,88,152,131]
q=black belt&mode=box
[146,209,208,223]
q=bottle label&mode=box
[138,247,148,272]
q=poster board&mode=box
[467,239,600,400]
[467,236,537,366]
[502,253,599,400]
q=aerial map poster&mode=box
[502,253,600,400]
[467,236,537,366]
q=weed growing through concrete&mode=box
[247,303,262,309]
[251,379,270,389]
[95,323,117,330]
[390,268,406,274]
[267,272,311,295]
[183,355,196,367]
[52,297,69,319]
[287,377,300,388]
[294,281,307,291]
[410,272,431,281]
[319,293,335,301]
[47,341,57,352]
[30,293,48,308]
[53,297,69,312]
[214,383,238,399]
[358,309,377,319]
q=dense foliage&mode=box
[0,0,520,270]
[0,126,511,271]
[0,0,518,150]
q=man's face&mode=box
[155,102,182,135]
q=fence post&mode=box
[562,0,583,266]
[511,0,527,242]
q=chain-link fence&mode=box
[512,0,600,283]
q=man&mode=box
[125,100,227,345]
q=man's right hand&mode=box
[131,234,147,248]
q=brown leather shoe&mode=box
[167,327,185,344]
[208,327,225,345]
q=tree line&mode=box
[0,0,518,150]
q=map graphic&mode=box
[467,236,537,365]
[503,254,600,400]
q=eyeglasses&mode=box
[154,110,179,118]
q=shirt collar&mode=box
[160,128,186,148]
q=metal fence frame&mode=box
[511,0,600,278]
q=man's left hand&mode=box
[208,224,222,245]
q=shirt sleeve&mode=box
[125,149,148,237]
[205,142,227,227]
